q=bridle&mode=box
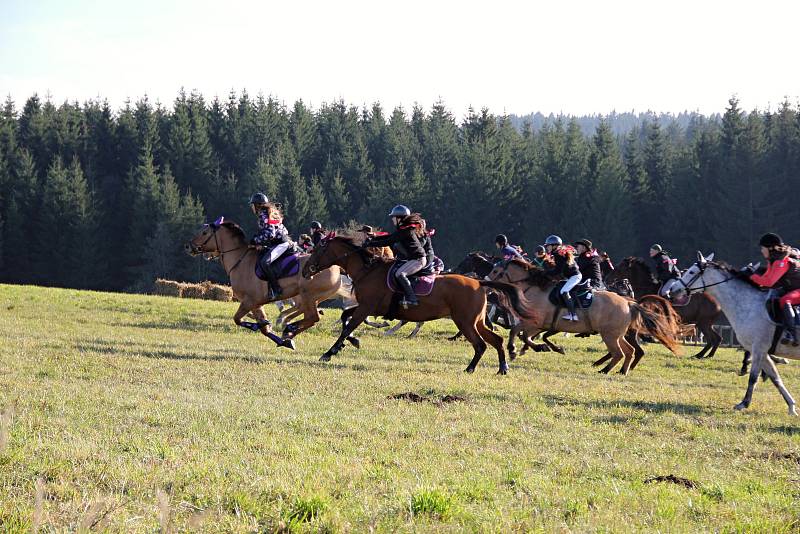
[674,260,735,295]
[306,238,378,283]
[190,224,250,275]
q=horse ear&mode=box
[213,216,224,227]
[706,252,715,261]
[696,251,706,263]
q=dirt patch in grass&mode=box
[644,474,698,489]
[388,392,466,405]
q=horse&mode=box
[488,259,683,375]
[607,257,723,359]
[672,253,798,415]
[186,219,349,344]
[302,235,528,374]
[451,252,564,356]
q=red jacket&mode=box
[751,253,800,290]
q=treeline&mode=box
[507,110,722,137]
[0,91,799,291]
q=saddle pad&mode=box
[765,299,800,326]
[548,280,594,309]
[255,251,301,281]
[387,262,436,296]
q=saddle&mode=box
[765,298,800,326]
[387,261,437,297]
[255,247,301,281]
[548,279,595,309]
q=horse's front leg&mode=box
[736,348,764,411]
[251,307,295,350]
[282,296,321,339]
[321,305,373,362]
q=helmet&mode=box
[759,233,783,248]
[495,234,508,245]
[310,221,322,230]
[650,244,663,252]
[534,245,546,255]
[250,192,269,205]
[388,205,411,218]
[544,235,562,246]
[574,238,592,250]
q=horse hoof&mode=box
[789,405,798,416]
[737,368,748,377]
[497,367,509,375]
[554,348,565,355]
[464,366,475,374]
[509,354,517,362]
[347,336,361,349]
[734,402,747,411]
[598,369,610,375]
[320,354,332,362]
[281,339,296,351]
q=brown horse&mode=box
[302,235,528,374]
[488,259,682,375]
[187,220,349,345]
[606,257,723,359]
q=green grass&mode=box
[1,283,799,532]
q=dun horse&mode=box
[187,220,349,346]
[488,259,682,375]
[302,235,528,374]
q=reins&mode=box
[196,224,250,275]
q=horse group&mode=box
[188,222,798,415]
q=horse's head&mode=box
[186,216,226,257]
[672,251,718,298]
[302,232,359,278]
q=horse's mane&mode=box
[621,256,652,274]
[220,221,247,241]
[709,260,763,290]
[506,258,552,289]
[332,234,394,264]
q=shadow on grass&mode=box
[111,319,227,332]
[769,425,800,436]
[542,394,710,415]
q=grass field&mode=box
[1,284,799,532]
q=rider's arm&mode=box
[365,230,401,248]
[751,260,789,287]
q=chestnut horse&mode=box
[187,220,349,345]
[488,259,682,375]
[302,235,529,374]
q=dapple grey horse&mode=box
[672,253,797,415]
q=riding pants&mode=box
[396,258,427,278]
[268,242,292,263]
[779,288,800,307]
[658,279,678,297]
[560,273,582,294]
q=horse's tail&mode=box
[479,280,536,321]
[629,300,683,355]
[637,295,695,337]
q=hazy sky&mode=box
[2,0,798,117]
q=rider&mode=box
[298,233,314,253]
[574,238,604,289]
[650,244,680,298]
[363,205,429,308]
[745,233,800,346]
[599,251,615,279]
[543,235,582,321]
[310,221,326,247]
[495,234,524,261]
[530,245,548,268]
[249,192,292,299]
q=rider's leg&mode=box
[560,273,582,321]
[395,258,427,307]
[263,242,292,298]
[779,290,800,346]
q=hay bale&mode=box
[153,279,183,297]
[206,284,233,302]
[181,284,207,299]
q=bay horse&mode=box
[606,257,723,359]
[187,220,349,345]
[488,259,682,375]
[302,235,529,374]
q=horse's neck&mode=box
[218,234,250,275]
[704,271,765,334]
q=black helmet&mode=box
[534,245,546,255]
[544,235,562,246]
[388,205,411,218]
[759,233,783,248]
[495,234,508,246]
[310,221,322,230]
[250,192,268,205]
[574,238,592,250]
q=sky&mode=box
[1,0,799,118]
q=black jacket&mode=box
[576,252,603,285]
[421,234,435,266]
[652,251,679,283]
[311,229,325,246]
[544,247,580,279]
[364,226,426,260]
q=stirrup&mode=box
[400,298,419,309]
[562,313,578,321]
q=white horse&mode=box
[672,253,797,415]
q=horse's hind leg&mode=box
[454,317,488,374]
[507,324,521,360]
[542,331,565,354]
[598,333,624,374]
[618,335,637,375]
[760,353,797,415]
[476,319,508,375]
[739,351,751,376]
[628,332,646,370]
[693,322,720,359]
[592,353,613,367]
[407,322,423,338]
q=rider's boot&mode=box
[561,292,579,321]
[396,273,419,308]
[263,264,283,300]
[781,303,798,346]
